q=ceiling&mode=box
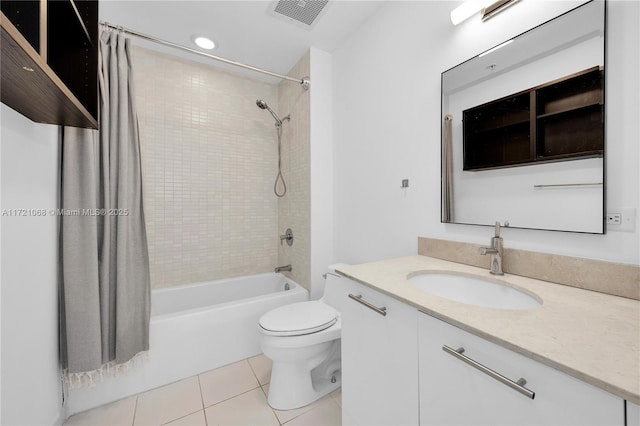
[100,0,386,83]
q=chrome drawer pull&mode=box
[442,345,535,400]
[348,294,387,316]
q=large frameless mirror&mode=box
[441,0,605,233]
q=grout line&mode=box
[131,395,139,426]
[197,374,210,425]
[160,409,204,426]
[263,390,284,426]
[197,375,206,411]
[247,355,262,384]
[260,384,269,398]
[202,384,263,410]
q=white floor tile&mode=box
[283,397,341,426]
[134,377,202,425]
[329,387,342,407]
[64,396,137,426]
[262,384,327,424]
[248,353,273,386]
[199,360,260,407]
[164,410,206,426]
[204,388,279,426]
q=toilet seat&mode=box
[259,301,338,336]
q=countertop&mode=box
[336,255,640,404]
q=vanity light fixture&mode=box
[450,0,488,26]
[450,0,520,26]
[482,0,521,22]
[191,35,216,50]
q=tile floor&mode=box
[64,354,342,426]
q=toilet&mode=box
[258,265,344,410]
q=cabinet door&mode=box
[341,278,418,426]
[628,401,640,426]
[419,313,623,426]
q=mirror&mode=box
[441,0,605,233]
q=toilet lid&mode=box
[259,301,338,336]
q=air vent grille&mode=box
[273,0,329,26]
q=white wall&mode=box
[0,105,63,425]
[333,0,639,265]
[310,47,335,299]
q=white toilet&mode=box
[258,265,344,410]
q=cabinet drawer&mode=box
[419,312,623,426]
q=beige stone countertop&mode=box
[336,255,640,404]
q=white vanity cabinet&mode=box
[418,312,624,425]
[340,277,419,426]
[628,401,640,426]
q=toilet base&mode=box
[266,339,342,410]
[268,367,342,410]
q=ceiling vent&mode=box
[271,0,330,29]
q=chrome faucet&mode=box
[275,264,292,273]
[479,222,504,275]
[280,228,294,246]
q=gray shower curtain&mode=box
[60,31,150,375]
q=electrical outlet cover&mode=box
[607,207,636,232]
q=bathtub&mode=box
[66,272,308,415]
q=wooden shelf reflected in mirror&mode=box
[463,67,603,172]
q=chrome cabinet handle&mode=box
[348,294,387,316]
[442,345,535,399]
[322,272,341,279]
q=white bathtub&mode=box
[66,272,308,415]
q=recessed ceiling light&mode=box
[192,35,216,50]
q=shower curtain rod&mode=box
[99,21,310,90]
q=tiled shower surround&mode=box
[133,47,310,289]
[277,52,311,292]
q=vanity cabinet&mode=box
[418,312,624,425]
[628,401,640,426]
[340,277,419,426]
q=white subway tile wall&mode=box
[278,52,311,290]
[133,47,283,288]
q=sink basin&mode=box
[408,273,541,310]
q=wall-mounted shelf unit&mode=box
[463,67,604,171]
[1,0,98,129]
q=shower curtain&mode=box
[60,31,150,381]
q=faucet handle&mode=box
[280,228,294,246]
[494,221,501,238]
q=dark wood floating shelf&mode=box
[463,67,604,171]
[0,0,98,129]
[536,101,602,120]
[468,151,604,172]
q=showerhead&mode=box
[256,99,284,127]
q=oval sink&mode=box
[408,273,541,310]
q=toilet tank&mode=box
[321,263,349,311]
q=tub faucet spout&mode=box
[275,264,292,273]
